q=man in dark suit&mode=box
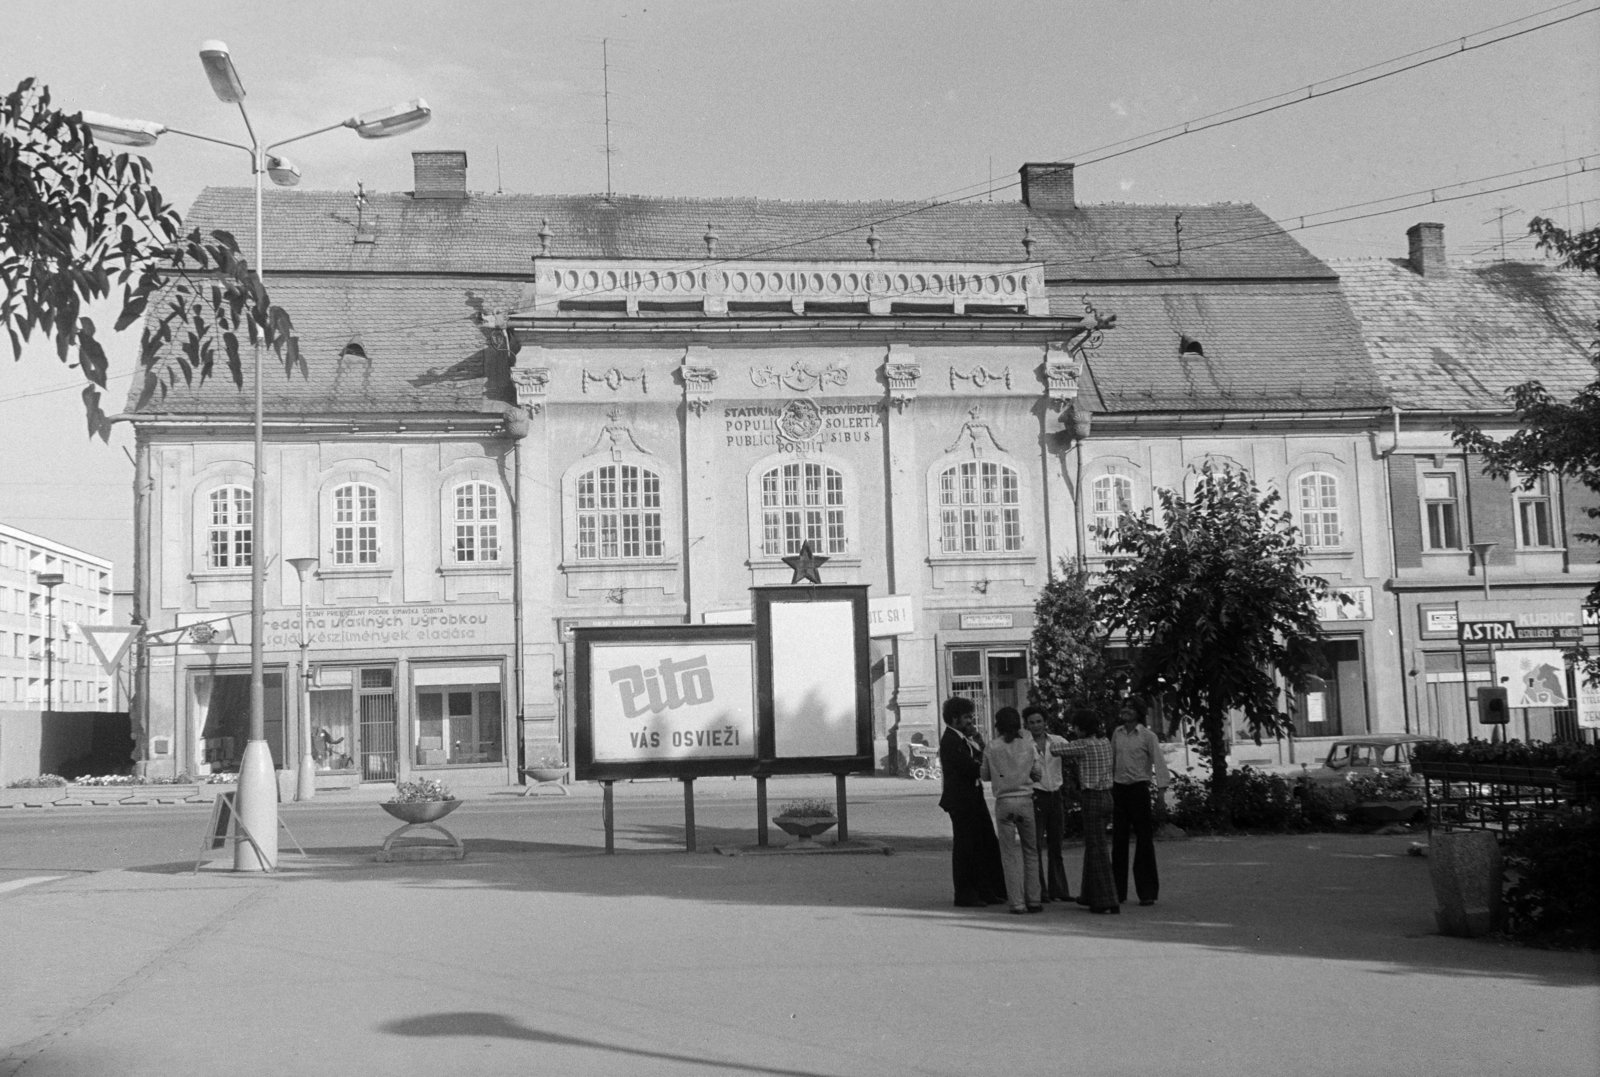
[938,696,1008,907]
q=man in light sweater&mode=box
[980,706,1043,913]
[1110,699,1170,907]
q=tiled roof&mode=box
[184,187,1335,282]
[1061,282,1388,413]
[1336,259,1600,411]
[122,277,519,417]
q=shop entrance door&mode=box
[358,667,397,781]
[947,646,1031,740]
[1291,637,1369,737]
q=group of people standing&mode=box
[937,695,1170,915]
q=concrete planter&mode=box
[1428,830,1503,937]
[773,815,838,842]
[382,799,462,824]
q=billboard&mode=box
[575,626,757,780]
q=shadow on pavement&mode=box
[116,826,1596,989]
[381,1011,839,1077]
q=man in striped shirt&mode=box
[1053,715,1118,913]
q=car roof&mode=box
[1328,735,1440,746]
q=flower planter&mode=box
[525,767,567,784]
[773,815,838,842]
[382,799,462,824]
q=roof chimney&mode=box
[1019,162,1075,211]
[413,151,467,200]
[1406,222,1446,276]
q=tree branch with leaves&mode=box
[1093,464,1331,810]
[1,78,299,440]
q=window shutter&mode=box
[1388,456,1422,568]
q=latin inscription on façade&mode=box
[723,399,881,450]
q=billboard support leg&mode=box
[756,775,768,847]
[683,777,697,852]
[603,781,615,854]
[835,773,849,843]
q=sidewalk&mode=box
[2,794,1595,1077]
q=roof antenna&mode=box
[495,146,503,195]
[988,156,993,202]
[602,38,613,199]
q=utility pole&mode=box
[602,39,613,199]
[1486,205,1519,260]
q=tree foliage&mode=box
[0,78,299,440]
[1092,464,1331,805]
[1452,218,1600,680]
[1028,560,1124,734]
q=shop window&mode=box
[761,461,845,556]
[332,483,380,565]
[1297,472,1342,549]
[1090,475,1133,554]
[1421,472,1462,550]
[938,461,1021,553]
[453,482,502,563]
[1514,474,1555,548]
[576,464,663,560]
[206,486,253,568]
[414,665,503,765]
[194,670,285,771]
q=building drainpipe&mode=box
[1378,405,1412,735]
[132,435,152,776]
[504,407,529,782]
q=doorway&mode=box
[946,646,1031,740]
[1292,637,1369,737]
[307,665,397,781]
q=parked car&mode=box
[1294,735,1442,790]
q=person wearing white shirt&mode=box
[1110,698,1171,907]
[1023,705,1072,903]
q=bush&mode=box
[1503,809,1600,949]
[1299,781,1358,828]
[389,777,453,803]
[6,774,67,788]
[1168,767,1304,832]
[774,799,835,818]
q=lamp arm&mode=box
[267,120,351,152]
[159,126,254,155]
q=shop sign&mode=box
[1577,674,1600,729]
[959,612,1014,630]
[1457,598,1582,629]
[1422,607,1458,636]
[262,603,511,650]
[1494,649,1570,709]
[1315,586,1372,622]
[867,595,914,637]
[1457,621,1582,643]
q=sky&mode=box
[2,0,1597,583]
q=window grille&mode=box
[576,465,663,559]
[1090,475,1133,554]
[453,482,501,562]
[760,462,846,556]
[938,461,1021,553]
[1298,472,1342,549]
[334,484,380,565]
[207,486,253,568]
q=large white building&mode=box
[123,154,1410,787]
[0,523,116,710]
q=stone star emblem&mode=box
[782,541,828,585]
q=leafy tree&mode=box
[1029,560,1124,734]
[1,78,298,440]
[1093,464,1331,810]
[1453,218,1600,683]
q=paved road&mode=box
[2,780,1595,1077]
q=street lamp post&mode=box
[1469,541,1497,602]
[85,42,430,871]
[36,572,65,711]
[287,557,319,802]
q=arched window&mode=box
[576,464,663,559]
[1297,472,1341,549]
[207,486,253,568]
[453,482,501,563]
[938,461,1021,553]
[332,483,380,565]
[761,461,845,556]
[1091,475,1133,554]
